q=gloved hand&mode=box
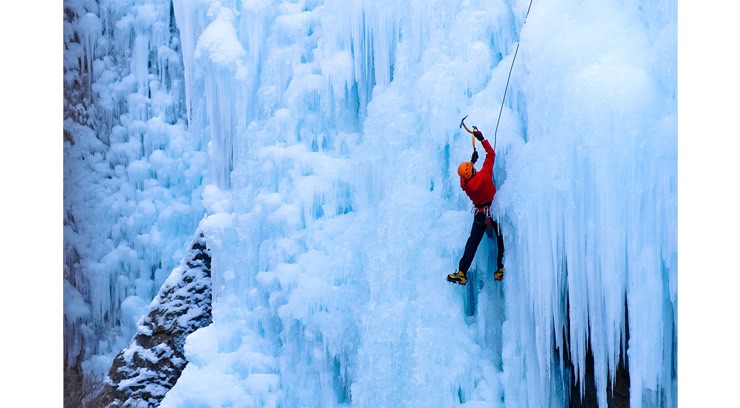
[473,130,484,141]
[470,150,479,164]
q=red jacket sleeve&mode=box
[481,139,495,176]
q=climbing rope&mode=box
[492,0,534,150]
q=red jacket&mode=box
[460,139,496,206]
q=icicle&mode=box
[76,12,103,89]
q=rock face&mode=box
[90,233,212,408]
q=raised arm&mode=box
[475,130,495,174]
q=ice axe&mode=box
[459,115,478,151]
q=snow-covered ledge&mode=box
[90,233,212,408]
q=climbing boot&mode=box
[494,266,504,281]
[447,270,467,285]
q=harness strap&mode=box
[472,202,492,214]
[472,204,494,225]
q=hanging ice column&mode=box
[496,0,677,406]
[174,2,250,188]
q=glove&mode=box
[470,150,479,164]
[473,130,484,141]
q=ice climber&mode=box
[447,127,505,285]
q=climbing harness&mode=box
[473,204,494,226]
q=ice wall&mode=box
[499,0,677,406]
[64,0,676,406]
[164,0,675,407]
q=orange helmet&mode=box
[458,162,474,180]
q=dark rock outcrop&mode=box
[89,233,212,408]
